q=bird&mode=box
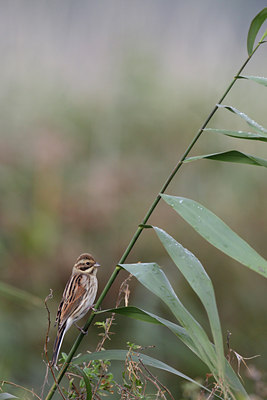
[51,253,100,367]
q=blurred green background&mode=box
[0,1,266,398]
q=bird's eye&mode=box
[86,262,90,265]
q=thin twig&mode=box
[138,359,175,400]
[114,381,140,400]
[226,330,260,383]
[232,351,260,381]
[41,289,53,398]
[116,274,132,308]
[0,380,42,400]
[145,375,167,400]
[66,373,81,398]
[41,290,66,400]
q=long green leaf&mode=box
[161,195,267,278]
[0,395,18,400]
[73,349,219,396]
[97,307,248,398]
[247,8,267,55]
[204,128,267,142]
[71,365,92,400]
[217,104,267,134]
[153,227,224,378]
[97,306,198,355]
[120,262,217,373]
[0,281,43,307]
[238,75,267,87]
[185,151,267,167]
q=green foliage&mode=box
[204,128,267,141]
[58,338,209,399]
[153,227,224,374]
[217,104,267,134]
[247,8,267,55]
[75,349,206,390]
[90,10,267,399]
[9,6,265,400]
[60,352,115,398]
[120,262,247,399]
[185,150,267,167]
[98,306,194,348]
[161,195,267,278]
[74,345,212,399]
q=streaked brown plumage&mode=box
[51,253,100,366]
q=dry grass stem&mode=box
[42,290,66,400]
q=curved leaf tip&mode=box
[0,394,18,400]
[247,8,267,55]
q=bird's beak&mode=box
[94,262,101,267]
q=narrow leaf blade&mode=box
[98,306,199,355]
[161,195,267,278]
[153,227,224,377]
[247,8,267,55]
[218,104,267,134]
[204,128,267,142]
[74,349,219,396]
[97,308,248,398]
[238,75,267,87]
[71,365,92,400]
[120,262,217,371]
[185,150,267,167]
[0,395,18,400]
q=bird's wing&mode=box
[56,274,86,328]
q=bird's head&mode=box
[73,253,100,275]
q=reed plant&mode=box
[1,7,267,400]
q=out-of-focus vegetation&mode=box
[0,2,267,399]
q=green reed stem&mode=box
[44,39,263,400]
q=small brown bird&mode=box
[51,253,100,366]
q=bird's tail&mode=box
[51,322,67,367]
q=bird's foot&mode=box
[75,323,88,335]
[90,304,100,312]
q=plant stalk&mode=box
[44,39,263,400]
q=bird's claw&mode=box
[90,304,100,312]
[75,323,88,335]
